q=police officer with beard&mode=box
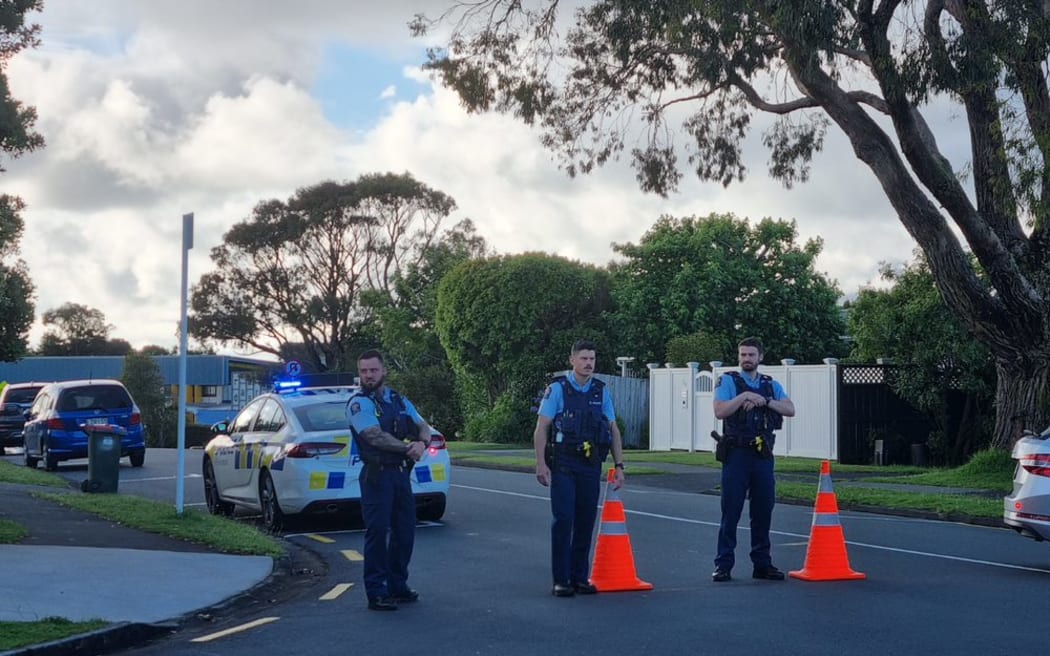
[533,339,626,597]
[347,349,432,611]
[712,337,794,583]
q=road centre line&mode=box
[455,484,1050,575]
[191,617,280,643]
[119,474,202,483]
[319,583,354,600]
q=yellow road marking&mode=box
[308,534,335,544]
[342,549,363,561]
[190,617,280,643]
[319,582,354,601]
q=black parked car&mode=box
[0,382,46,452]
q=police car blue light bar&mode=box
[273,378,303,393]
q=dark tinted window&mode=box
[255,399,286,433]
[6,387,42,405]
[56,385,133,412]
[230,398,265,433]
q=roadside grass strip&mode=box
[0,460,67,486]
[0,518,28,543]
[33,491,284,557]
[0,618,108,652]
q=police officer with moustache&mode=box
[533,339,626,597]
[712,337,795,583]
[347,349,432,611]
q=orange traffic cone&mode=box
[589,468,653,592]
[790,460,866,582]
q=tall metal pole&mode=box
[176,213,193,514]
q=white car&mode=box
[202,387,450,531]
[1004,428,1050,542]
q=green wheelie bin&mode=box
[80,424,126,494]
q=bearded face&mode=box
[358,357,387,393]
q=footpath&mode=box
[0,481,322,656]
[0,451,1003,656]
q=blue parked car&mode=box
[22,379,146,471]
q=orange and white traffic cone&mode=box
[789,460,866,582]
[589,468,653,592]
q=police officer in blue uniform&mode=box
[347,349,433,611]
[712,337,795,583]
[533,339,626,597]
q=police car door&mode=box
[218,397,266,500]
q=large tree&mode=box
[436,252,613,439]
[190,172,456,372]
[38,302,132,356]
[0,0,43,362]
[369,219,490,435]
[415,2,1050,448]
[611,213,845,365]
[848,253,996,463]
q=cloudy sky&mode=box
[6,1,950,354]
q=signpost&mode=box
[176,213,193,515]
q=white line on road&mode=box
[319,583,354,600]
[120,474,202,483]
[454,483,1050,575]
[191,617,280,643]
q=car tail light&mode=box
[428,433,446,455]
[286,442,345,458]
[1020,453,1050,477]
[46,418,64,430]
[130,412,141,425]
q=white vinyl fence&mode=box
[648,361,839,460]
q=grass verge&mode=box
[0,618,109,652]
[861,449,1014,492]
[0,517,28,543]
[0,459,68,486]
[33,491,284,558]
[777,481,1003,519]
[451,449,669,475]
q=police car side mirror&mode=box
[210,420,229,434]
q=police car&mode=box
[202,384,450,531]
[1004,427,1050,542]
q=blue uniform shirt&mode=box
[346,388,425,434]
[714,371,788,402]
[538,376,616,423]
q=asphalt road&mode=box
[9,448,1050,655]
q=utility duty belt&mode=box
[361,460,412,484]
[723,433,773,459]
[545,439,601,466]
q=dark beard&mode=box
[361,376,385,393]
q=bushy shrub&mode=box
[463,394,534,444]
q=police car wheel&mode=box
[259,471,285,532]
[203,459,234,517]
[417,497,446,522]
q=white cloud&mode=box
[3,0,951,353]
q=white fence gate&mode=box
[649,361,839,460]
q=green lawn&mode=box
[0,459,68,486]
[0,518,27,543]
[0,618,109,652]
[34,491,284,558]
